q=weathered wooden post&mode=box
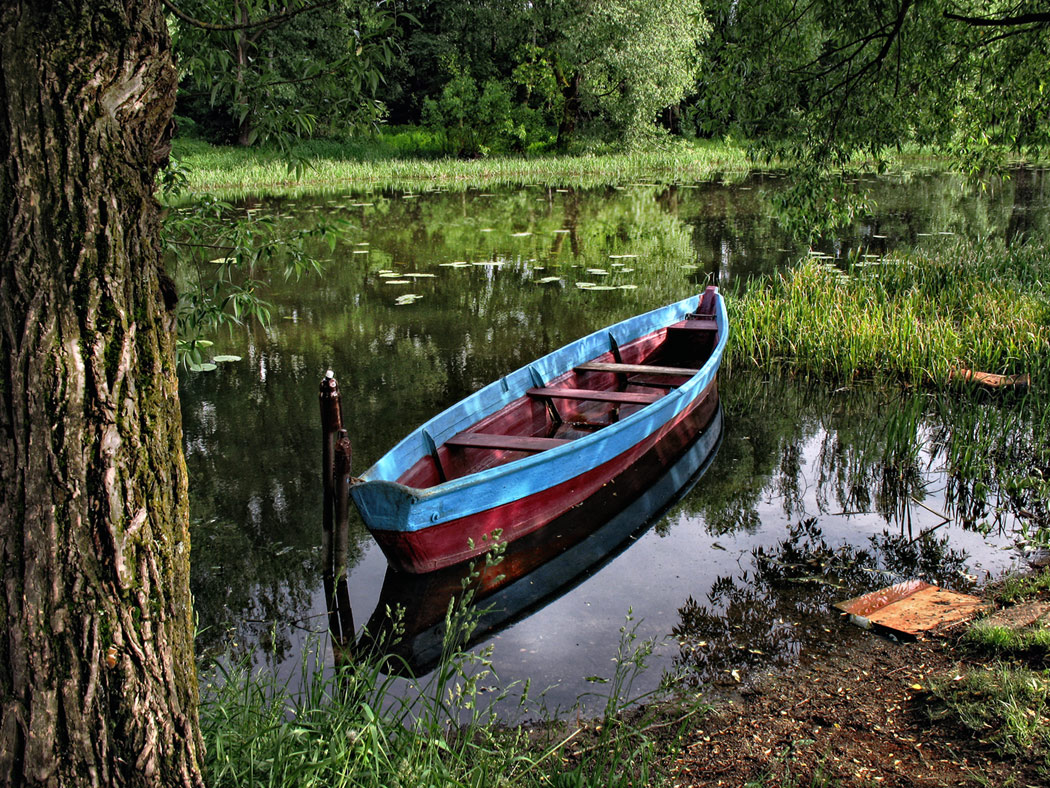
[319,370,344,537]
[320,372,355,655]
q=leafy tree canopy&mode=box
[695,0,1049,170]
[172,0,401,146]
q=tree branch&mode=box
[161,0,336,33]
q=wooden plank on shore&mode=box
[835,581,986,637]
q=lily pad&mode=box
[395,294,423,305]
[383,279,411,285]
[535,276,563,285]
[212,355,242,363]
[188,362,217,373]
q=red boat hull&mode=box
[371,379,719,573]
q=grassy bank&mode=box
[727,237,1050,386]
[173,136,753,195]
[199,609,699,788]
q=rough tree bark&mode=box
[1,2,204,786]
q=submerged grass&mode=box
[727,237,1050,386]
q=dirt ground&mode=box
[669,622,1043,787]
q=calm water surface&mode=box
[181,168,1049,713]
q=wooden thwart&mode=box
[669,318,718,332]
[576,361,700,377]
[444,432,571,453]
[527,386,662,405]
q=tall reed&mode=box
[727,237,1050,386]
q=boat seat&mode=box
[444,432,571,452]
[668,318,718,332]
[575,361,700,376]
[527,387,662,405]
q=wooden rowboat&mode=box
[342,286,727,574]
[350,406,723,674]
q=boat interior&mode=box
[397,306,720,489]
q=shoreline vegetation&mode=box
[172,134,979,195]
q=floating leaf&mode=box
[352,250,369,254]
[575,282,597,289]
[585,268,609,276]
[188,362,217,373]
[510,232,532,237]
[406,273,437,279]
[395,294,423,305]
[618,284,638,290]
[535,276,563,285]
[212,355,242,363]
[384,279,411,285]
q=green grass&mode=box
[965,620,1050,659]
[926,663,1050,763]
[726,237,1050,386]
[994,569,1050,606]
[198,603,701,788]
[172,135,753,195]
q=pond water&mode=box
[181,167,1049,714]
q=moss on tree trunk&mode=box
[1,2,204,785]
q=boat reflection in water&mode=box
[324,406,723,676]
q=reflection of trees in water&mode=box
[671,372,1041,541]
[670,518,972,689]
[664,370,1049,688]
[181,175,1050,666]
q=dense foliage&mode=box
[173,0,400,146]
[171,1,1049,161]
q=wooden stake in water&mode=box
[319,372,355,654]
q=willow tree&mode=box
[0,2,204,785]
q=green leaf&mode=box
[212,355,243,363]
[188,362,218,373]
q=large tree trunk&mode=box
[0,2,204,786]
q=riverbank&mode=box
[172,136,752,194]
[667,566,1050,786]
[170,136,967,195]
[198,567,1050,787]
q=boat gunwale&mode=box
[352,293,727,516]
